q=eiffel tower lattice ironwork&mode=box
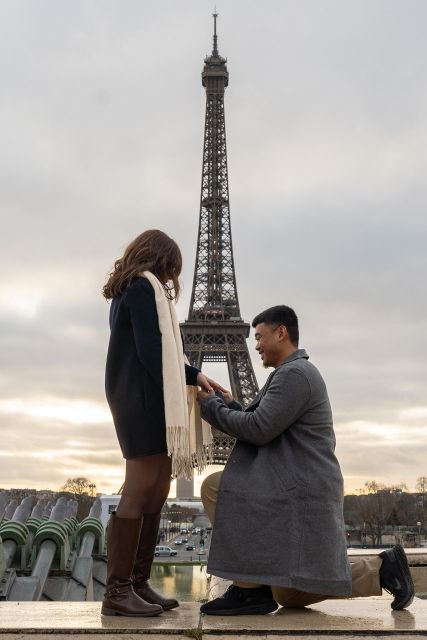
[181,13,259,464]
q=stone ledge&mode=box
[201,597,426,635]
[0,597,425,637]
[2,637,426,640]
[201,637,427,640]
[0,636,191,640]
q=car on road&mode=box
[154,545,177,557]
[186,543,195,551]
[174,539,183,545]
[181,537,189,543]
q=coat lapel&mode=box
[245,371,275,411]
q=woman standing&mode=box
[102,230,222,617]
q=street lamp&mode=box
[417,521,422,545]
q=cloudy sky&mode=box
[1,1,426,496]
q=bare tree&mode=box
[61,477,96,497]
[355,481,394,544]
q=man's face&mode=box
[254,322,283,368]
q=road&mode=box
[154,530,212,563]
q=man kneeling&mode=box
[197,305,414,615]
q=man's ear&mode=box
[277,324,288,341]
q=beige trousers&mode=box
[201,471,382,608]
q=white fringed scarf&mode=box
[141,271,213,479]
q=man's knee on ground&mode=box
[201,471,222,507]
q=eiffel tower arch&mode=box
[181,14,259,465]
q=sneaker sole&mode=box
[391,545,415,610]
[201,601,279,616]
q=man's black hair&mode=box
[252,305,299,346]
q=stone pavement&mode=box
[0,596,426,639]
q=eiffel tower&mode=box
[181,13,259,464]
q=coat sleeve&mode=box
[228,400,243,411]
[200,367,311,446]
[124,280,164,391]
[185,364,200,386]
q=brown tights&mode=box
[116,453,172,518]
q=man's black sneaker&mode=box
[200,584,278,616]
[379,544,415,610]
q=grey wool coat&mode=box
[200,349,352,596]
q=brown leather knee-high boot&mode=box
[133,513,179,610]
[101,512,163,617]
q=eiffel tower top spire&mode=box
[203,11,228,88]
[212,10,218,56]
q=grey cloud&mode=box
[0,413,122,492]
[1,414,115,450]
[336,435,427,492]
[1,0,426,491]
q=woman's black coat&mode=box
[105,277,199,459]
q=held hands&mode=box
[196,389,235,404]
[196,372,228,394]
[197,373,233,404]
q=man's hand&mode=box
[196,372,228,394]
[223,391,235,405]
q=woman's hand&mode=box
[196,372,228,394]
[197,389,213,402]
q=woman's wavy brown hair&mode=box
[103,230,182,300]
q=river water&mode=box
[150,564,209,602]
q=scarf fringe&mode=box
[171,447,215,480]
[167,426,214,479]
[167,427,214,479]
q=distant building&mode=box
[98,495,207,530]
[99,495,121,529]
[176,476,195,499]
